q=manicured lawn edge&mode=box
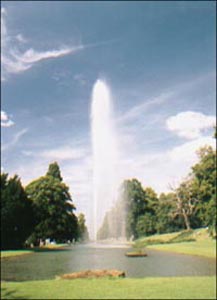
[1,244,69,259]
[1,276,216,299]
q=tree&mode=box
[191,146,216,234]
[213,126,217,139]
[25,163,78,245]
[77,213,89,242]
[134,187,159,237]
[122,179,148,239]
[205,196,216,237]
[136,213,156,236]
[1,173,34,249]
[156,193,184,234]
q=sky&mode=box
[1,1,216,238]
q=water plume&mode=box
[91,79,120,240]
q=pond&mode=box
[1,244,216,281]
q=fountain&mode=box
[91,79,121,241]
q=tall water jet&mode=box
[91,79,119,240]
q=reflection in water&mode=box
[1,245,216,281]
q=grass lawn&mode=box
[1,244,68,259]
[1,250,33,258]
[1,276,216,299]
[148,239,216,258]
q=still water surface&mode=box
[1,244,216,281]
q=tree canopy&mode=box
[46,161,63,181]
[1,173,34,249]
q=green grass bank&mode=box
[148,239,216,258]
[134,228,216,258]
[1,276,216,299]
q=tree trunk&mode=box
[182,211,191,230]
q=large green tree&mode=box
[191,146,216,235]
[156,193,184,234]
[167,145,216,233]
[1,173,34,249]
[135,187,159,237]
[122,179,148,239]
[98,180,160,240]
[25,163,78,245]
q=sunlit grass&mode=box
[148,239,216,258]
[133,228,216,258]
[1,276,216,299]
[1,250,33,258]
[137,231,181,243]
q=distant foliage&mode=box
[98,144,216,240]
[1,173,34,249]
[77,213,89,242]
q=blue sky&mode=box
[1,1,216,237]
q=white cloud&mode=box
[166,111,216,139]
[39,146,87,161]
[1,110,15,127]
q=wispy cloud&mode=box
[117,91,173,124]
[1,110,15,127]
[166,111,216,139]
[1,7,82,81]
[1,7,119,81]
[2,128,28,151]
[14,46,83,64]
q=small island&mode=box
[125,250,147,257]
[57,269,125,279]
